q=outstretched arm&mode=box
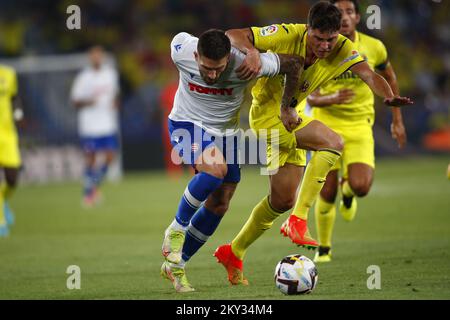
[377,62,407,148]
[307,88,355,107]
[350,61,413,107]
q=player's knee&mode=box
[204,163,228,179]
[329,133,344,152]
[321,185,337,203]
[349,180,371,197]
[270,194,295,212]
[318,131,343,152]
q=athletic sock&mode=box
[181,207,222,262]
[231,196,284,260]
[314,196,336,248]
[292,149,341,220]
[175,172,223,227]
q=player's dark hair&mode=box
[329,0,360,14]
[197,29,231,60]
[308,1,342,33]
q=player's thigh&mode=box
[204,182,238,216]
[269,163,304,212]
[320,169,339,203]
[294,118,343,151]
[341,125,374,196]
[0,136,21,169]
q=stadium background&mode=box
[0,0,449,300]
[0,0,448,178]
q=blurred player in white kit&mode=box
[70,46,120,207]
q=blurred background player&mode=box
[161,29,302,292]
[309,0,407,263]
[0,63,22,237]
[70,46,120,207]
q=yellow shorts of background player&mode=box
[328,123,375,178]
[250,110,314,172]
[0,134,21,168]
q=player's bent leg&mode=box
[215,165,302,285]
[340,163,373,222]
[181,182,237,263]
[2,167,19,227]
[238,164,302,257]
[314,170,338,263]
[162,146,226,264]
[82,151,97,208]
[282,121,342,248]
[161,261,195,293]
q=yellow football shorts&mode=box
[251,112,314,172]
[330,123,375,178]
[0,133,21,168]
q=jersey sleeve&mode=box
[251,24,300,53]
[374,40,389,71]
[332,37,365,77]
[258,52,280,77]
[170,32,193,66]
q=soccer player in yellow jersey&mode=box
[309,0,407,263]
[0,64,22,237]
[214,1,413,285]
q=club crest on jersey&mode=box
[300,80,310,92]
[191,143,200,152]
[260,25,278,37]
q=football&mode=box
[274,254,318,295]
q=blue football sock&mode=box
[83,167,96,196]
[182,207,223,262]
[95,164,109,186]
[175,172,223,227]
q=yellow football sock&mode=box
[342,180,355,198]
[314,196,336,248]
[292,149,341,220]
[1,182,15,200]
[231,196,284,260]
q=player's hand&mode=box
[280,107,301,132]
[236,49,261,80]
[391,120,407,149]
[384,96,413,106]
[333,89,355,104]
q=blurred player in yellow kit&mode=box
[214,1,413,285]
[0,64,22,237]
[309,0,407,263]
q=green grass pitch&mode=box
[0,156,449,299]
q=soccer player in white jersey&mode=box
[161,29,303,292]
[70,46,120,207]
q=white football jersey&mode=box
[168,32,280,136]
[71,65,119,137]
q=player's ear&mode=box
[194,51,199,61]
[355,13,361,24]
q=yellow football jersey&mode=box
[0,64,18,137]
[249,23,364,129]
[312,31,388,126]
